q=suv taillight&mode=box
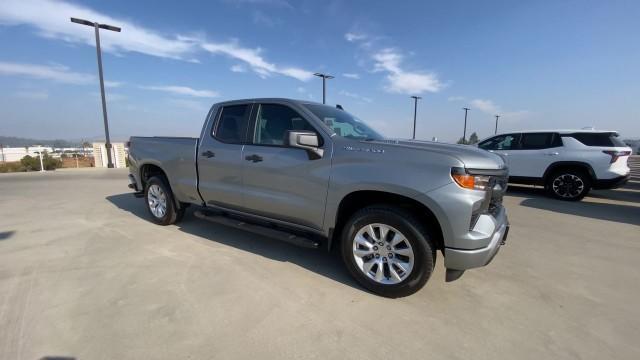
[602,150,630,163]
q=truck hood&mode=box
[368,139,506,170]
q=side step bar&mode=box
[194,209,320,249]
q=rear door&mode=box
[240,102,331,229]
[507,132,563,177]
[197,103,252,210]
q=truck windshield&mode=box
[303,104,384,141]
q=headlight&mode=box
[451,167,491,191]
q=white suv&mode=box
[478,130,632,200]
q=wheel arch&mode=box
[329,190,444,252]
[139,163,184,210]
[543,161,596,182]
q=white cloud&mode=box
[342,73,360,79]
[345,32,367,42]
[470,99,500,114]
[167,98,209,112]
[339,90,372,103]
[201,41,313,81]
[140,85,219,98]
[296,87,306,93]
[104,80,124,88]
[230,64,247,73]
[0,61,93,84]
[13,90,49,100]
[447,96,465,102]
[0,0,312,81]
[0,0,196,60]
[372,48,443,95]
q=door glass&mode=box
[479,134,519,150]
[253,104,315,146]
[213,105,251,144]
[520,133,553,150]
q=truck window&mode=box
[253,104,315,146]
[213,105,251,144]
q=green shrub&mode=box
[18,153,63,171]
[0,162,25,173]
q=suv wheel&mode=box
[340,206,436,298]
[144,176,185,225]
[546,170,591,201]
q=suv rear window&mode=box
[566,132,625,147]
[520,132,561,150]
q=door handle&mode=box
[245,154,263,163]
[544,152,559,156]
[201,150,215,158]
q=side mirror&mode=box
[287,131,324,159]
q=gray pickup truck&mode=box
[128,98,509,297]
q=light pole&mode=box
[410,96,422,139]
[71,17,121,168]
[35,150,45,172]
[462,107,470,144]
[313,73,334,104]
[494,114,500,134]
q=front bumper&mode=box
[593,173,630,190]
[444,206,509,271]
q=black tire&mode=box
[545,169,591,201]
[144,176,185,225]
[340,206,436,298]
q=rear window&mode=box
[566,132,626,147]
[520,133,560,150]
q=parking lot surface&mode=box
[1,161,639,360]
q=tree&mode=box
[456,137,467,145]
[468,132,479,144]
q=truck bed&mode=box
[128,136,201,204]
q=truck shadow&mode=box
[105,193,365,292]
[507,186,640,226]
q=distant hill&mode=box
[0,136,79,148]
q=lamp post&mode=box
[313,73,334,104]
[462,107,470,143]
[70,17,121,168]
[410,96,422,139]
[494,114,500,134]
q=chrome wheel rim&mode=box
[352,223,415,285]
[552,174,584,198]
[147,184,167,218]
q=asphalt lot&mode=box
[1,160,639,360]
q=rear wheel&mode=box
[144,176,185,225]
[340,206,436,298]
[546,169,591,201]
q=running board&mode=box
[194,210,320,249]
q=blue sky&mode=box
[0,0,639,142]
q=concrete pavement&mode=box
[0,167,639,359]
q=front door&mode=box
[241,103,331,229]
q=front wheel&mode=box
[340,206,436,298]
[144,176,184,225]
[546,170,591,201]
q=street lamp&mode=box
[410,96,422,140]
[462,107,470,144]
[494,114,500,134]
[313,73,334,104]
[70,17,121,168]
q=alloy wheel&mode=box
[352,223,415,285]
[147,184,168,218]
[552,174,584,198]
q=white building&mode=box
[0,146,54,162]
[92,142,127,168]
